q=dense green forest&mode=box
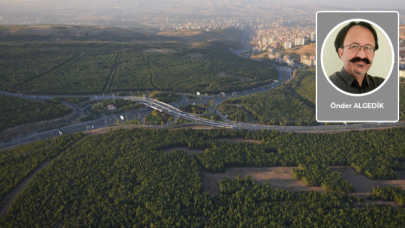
[400,83,405,121]
[218,67,316,126]
[16,43,117,94]
[110,47,154,91]
[0,42,278,95]
[219,70,316,126]
[195,128,404,181]
[2,128,405,227]
[0,133,83,202]
[264,129,404,180]
[0,95,73,131]
[290,68,316,104]
[216,103,250,122]
[219,69,405,126]
[147,48,277,93]
[368,187,405,206]
[0,42,84,91]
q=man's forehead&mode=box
[344,25,375,45]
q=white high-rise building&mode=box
[295,38,307,46]
[311,32,316,42]
[284,41,294,49]
[301,38,306,45]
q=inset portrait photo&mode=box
[316,12,398,122]
[321,19,394,96]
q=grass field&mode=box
[284,43,316,56]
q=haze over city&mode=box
[1,0,404,26]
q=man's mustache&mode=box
[349,57,371,64]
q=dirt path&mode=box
[0,138,84,218]
[202,167,323,196]
[102,52,121,92]
[13,43,96,88]
[140,51,159,90]
[332,166,405,208]
[202,166,405,208]
[323,166,402,208]
[0,161,51,218]
[107,52,123,91]
[331,166,405,193]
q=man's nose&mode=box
[356,47,368,58]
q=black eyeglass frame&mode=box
[340,43,375,53]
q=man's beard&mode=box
[352,68,367,75]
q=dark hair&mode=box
[334,21,379,58]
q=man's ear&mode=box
[338,48,343,59]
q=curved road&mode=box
[0,68,402,151]
[0,31,403,149]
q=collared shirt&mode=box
[329,67,384,94]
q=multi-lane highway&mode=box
[1,64,402,150]
[0,29,403,150]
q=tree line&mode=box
[291,163,355,192]
[367,186,405,206]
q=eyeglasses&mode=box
[341,43,375,53]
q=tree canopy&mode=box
[1,128,405,227]
[0,95,73,131]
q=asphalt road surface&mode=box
[0,32,402,149]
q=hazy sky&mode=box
[1,0,404,7]
[0,0,404,13]
[298,0,405,9]
[8,0,405,8]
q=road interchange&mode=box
[0,31,403,149]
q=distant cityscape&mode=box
[1,1,405,73]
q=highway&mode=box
[0,29,403,149]
[1,64,403,150]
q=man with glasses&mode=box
[329,21,384,94]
